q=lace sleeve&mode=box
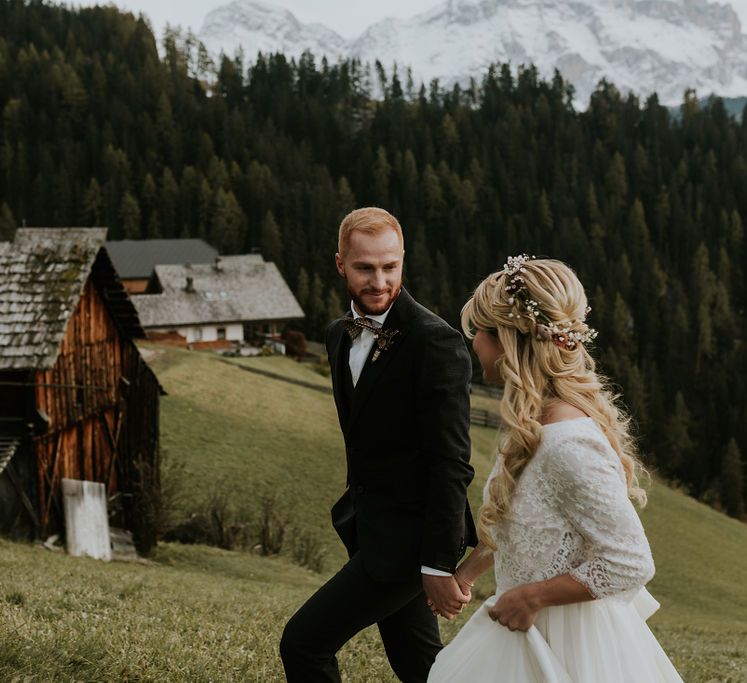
[483,454,503,506]
[543,428,655,599]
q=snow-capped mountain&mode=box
[198,0,747,106]
[199,0,347,62]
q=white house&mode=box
[131,255,304,347]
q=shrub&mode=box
[289,527,326,573]
[256,492,288,556]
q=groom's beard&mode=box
[347,282,402,316]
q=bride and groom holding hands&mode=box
[280,207,684,682]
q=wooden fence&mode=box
[469,408,501,429]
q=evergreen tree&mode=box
[82,178,104,226]
[662,392,695,475]
[141,173,158,237]
[620,358,648,429]
[146,212,161,239]
[159,168,180,237]
[308,272,326,332]
[420,164,445,225]
[691,243,716,370]
[720,439,744,518]
[409,224,435,308]
[434,250,455,321]
[211,188,245,254]
[610,293,634,352]
[399,149,419,225]
[119,192,141,239]
[261,210,283,269]
[0,201,15,240]
[326,287,343,322]
[372,146,391,206]
[336,177,356,222]
[197,178,212,240]
[296,267,310,312]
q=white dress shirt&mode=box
[348,302,452,578]
[349,302,391,387]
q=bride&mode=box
[428,255,683,682]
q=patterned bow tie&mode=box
[341,316,380,340]
[340,316,400,362]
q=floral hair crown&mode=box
[502,254,598,351]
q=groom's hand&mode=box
[423,574,471,619]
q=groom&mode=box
[280,207,477,682]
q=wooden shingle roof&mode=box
[0,228,144,370]
[131,255,305,328]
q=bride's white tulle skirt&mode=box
[428,587,683,682]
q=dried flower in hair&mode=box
[502,253,598,350]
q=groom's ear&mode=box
[335,253,345,277]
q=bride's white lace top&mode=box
[487,417,654,601]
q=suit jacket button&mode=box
[356,485,364,494]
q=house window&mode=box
[193,328,202,342]
[217,327,226,340]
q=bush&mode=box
[157,447,189,536]
[256,492,288,556]
[161,477,253,550]
[289,527,326,573]
[159,479,326,572]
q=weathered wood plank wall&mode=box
[32,279,160,551]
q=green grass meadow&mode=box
[1,346,745,681]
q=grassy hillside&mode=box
[637,484,747,679]
[1,346,745,681]
[0,540,383,682]
[153,344,501,570]
[152,345,747,680]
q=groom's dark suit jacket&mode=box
[325,287,477,582]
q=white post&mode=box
[61,478,112,561]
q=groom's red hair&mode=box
[338,207,404,257]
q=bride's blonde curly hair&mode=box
[461,258,647,550]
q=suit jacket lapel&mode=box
[345,289,413,437]
[329,313,352,431]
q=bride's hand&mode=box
[488,584,540,632]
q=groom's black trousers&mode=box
[280,552,442,682]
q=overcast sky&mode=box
[73,0,747,40]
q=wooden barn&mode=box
[0,228,163,554]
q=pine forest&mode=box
[1,0,745,517]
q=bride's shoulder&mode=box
[541,401,588,424]
[538,418,619,479]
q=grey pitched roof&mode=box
[105,239,218,279]
[0,228,144,370]
[131,255,305,327]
